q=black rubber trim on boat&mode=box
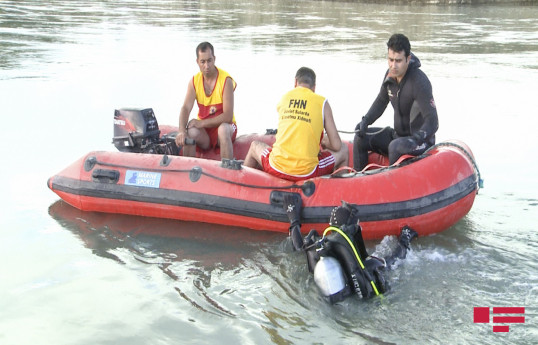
[303,174,478,223]
[50,174,478,226]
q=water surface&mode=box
[1,1,537,344]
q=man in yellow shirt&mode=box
[244,67,348,181]
[175,42,237,159]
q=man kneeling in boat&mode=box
[175,42,237,159]
[244,67,348,181]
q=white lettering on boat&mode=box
[124,170,161,188]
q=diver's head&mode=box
[329,201,360,228]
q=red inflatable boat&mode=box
[48,109,481,239]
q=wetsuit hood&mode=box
[408,53,421,70]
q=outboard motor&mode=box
[112,108,179,155]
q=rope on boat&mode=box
[89,140,482,194]
[329,139,483,191]
[337,129,358,134]
[337,128,386,135]
[90,158,307,192]
[197,170,306,191]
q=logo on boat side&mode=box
[125,170,161,188]
[474,307,525,333]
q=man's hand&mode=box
[175,130,187,146]
[187,118,203,129]
[320,133,330,149]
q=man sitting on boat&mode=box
[244,67,348,181]
[353,33,439,170]
[175,41,237,159]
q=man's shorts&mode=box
[203,123,238,150]
[205,123,237,149]
[260,148,335,181]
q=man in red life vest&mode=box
[175,42,237,159]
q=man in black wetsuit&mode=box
[353,33,439,170]
[284,195,418,301]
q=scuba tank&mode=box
[313,256,349,303]
[303,204,387,303]
[300,202,417,303]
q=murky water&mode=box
[1,1,537,344]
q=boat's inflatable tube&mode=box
[48,108,481,239]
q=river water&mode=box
[1,1,537,344]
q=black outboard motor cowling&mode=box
[113,108,161,152]
[112,108,179,155]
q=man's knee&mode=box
[251,140,268,155]
[217,123,233,140]
[245,141,267,168]
[388,137,414,156]
[187,127,201,139]
[336,143,349,167]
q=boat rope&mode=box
[196,170,306,191]
[323,226,380,296]
[88,140,481,194]
[337,128,386,135]
[423,142,483,190]
[90,158,308,192]
[332,137,483,189]
[337,129,358,134]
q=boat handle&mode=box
[92,169,120,184]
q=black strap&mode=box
[353,225,369,260]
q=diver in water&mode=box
[283,195,418,302]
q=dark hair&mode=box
[295,67,316,88]
[196,42,214,58]
[387,34,411,57]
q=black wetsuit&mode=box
[303,223,417,300]
[353,54,439,170]
[284,197,418,301]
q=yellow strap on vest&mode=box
[323,226,380,296]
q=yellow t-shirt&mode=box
[193,67,236,123]
[269,87,326,176]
